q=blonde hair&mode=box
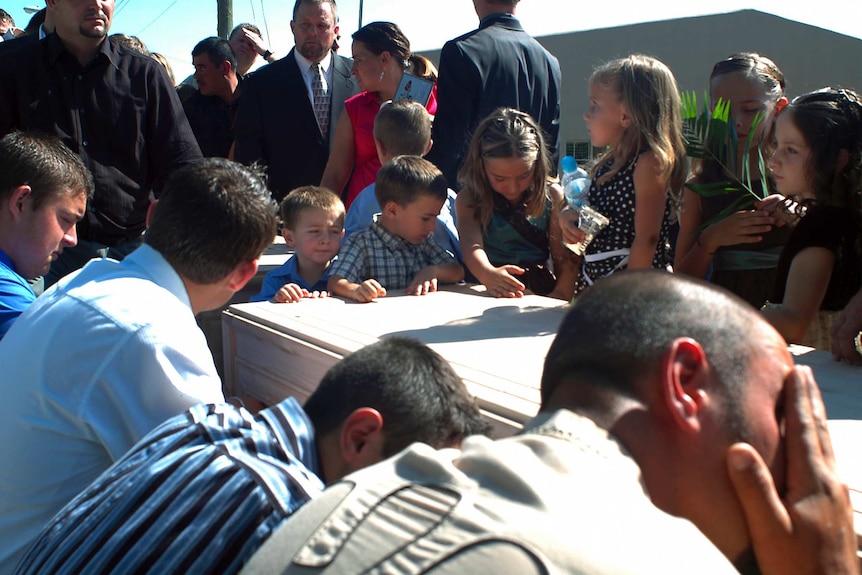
[373,100,431,156]
[589,55,686,208]
[150,53,176,86]
[458,108,552,230]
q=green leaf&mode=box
[680,91,767,203]
[757,147,770,199]
[697,193,758,232]
[685,180,741,196]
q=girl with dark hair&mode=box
[762,88,862,348]
[320,21,437,208]
[675,53,790,308]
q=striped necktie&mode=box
[311,62,329,138]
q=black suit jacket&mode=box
[234,49,356,202]
[426,13,562,189]
[0,32,39,55]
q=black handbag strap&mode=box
[491,192,550,258]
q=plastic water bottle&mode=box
[560,156,607,255]
[560,155,591,209]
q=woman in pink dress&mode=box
[320,22,438,209]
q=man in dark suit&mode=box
[234,0,356,202]
[0,7,51,55]
[426,0,562,190]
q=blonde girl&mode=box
[675,53,789,308]
[563,54,686,294]
[762,88,862,348]
[456,107,576,300]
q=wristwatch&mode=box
[262,50,273,61]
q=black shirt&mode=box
[772,204,862,311]
[0,33,202,245]
[182,87,240,159]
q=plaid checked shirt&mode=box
[329,220,455,290]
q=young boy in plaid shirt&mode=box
[327,156,463,303]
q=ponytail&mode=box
[408,54,437,83]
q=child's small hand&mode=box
[351,279,387,303]
[483,265,526,298]
[273,283,308,303]
[700,210,775,251]
[273,285,328,303]
[559,207,586,245]
[406,266,439,296]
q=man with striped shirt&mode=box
[16,338,490,574]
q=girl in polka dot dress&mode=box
[563,55,686,294]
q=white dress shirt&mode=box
[0,244,224,571]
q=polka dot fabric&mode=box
[575,153,673,294]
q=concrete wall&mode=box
[422,10,862,160]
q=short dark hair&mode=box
[0,132,93,209]
[229,22,261,40]
[0,9,13,25]
[541,271,756,437]
[375,155,448,208]
[145,159,277,284]
[279,186,345,231]
[373,100,431,157]
[192,36,237,71]
[292,0,338,22]
[303,337,490,455]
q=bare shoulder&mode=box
[455,189,471,209]
[634,150,666,190]
[636,149,662,172]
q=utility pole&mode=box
[358,0,363,28]
[217,0,233,39]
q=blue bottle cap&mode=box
[561,155,577,173]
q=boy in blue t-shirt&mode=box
[251,186,344,303]
[0,132,92,339]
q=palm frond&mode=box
[685,181,741,197]
[681,91,771,230]
[708,193,760,223]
